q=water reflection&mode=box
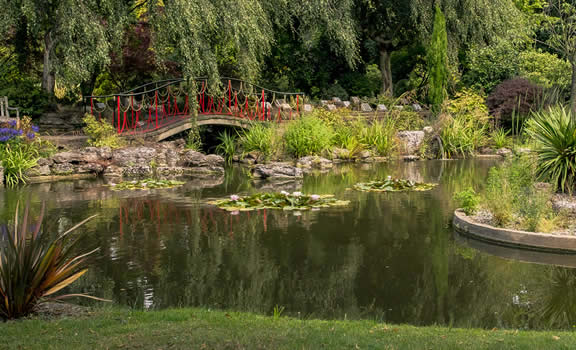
[4,159,576,329]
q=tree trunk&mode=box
[379,47,393,97]
[571,61,576,117]
[42,31,56,94]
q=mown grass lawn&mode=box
[1,308,576,349]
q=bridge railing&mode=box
[84,78,305,136]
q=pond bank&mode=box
[1,307,574,349]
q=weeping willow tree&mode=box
[147,0,359,86]
[0,0,128,94]
[427,6,448,112]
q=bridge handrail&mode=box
[84,77,304,100]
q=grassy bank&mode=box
[2,308,576,349]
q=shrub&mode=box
[454,188,480,216]
[284,116,334,158]
[359,119,397,156]
[0,203,101,319]
[519,50,571,92]
[83,114,124,148]
[238,123,277,160]
[440,90,490,158]
[215,131,237,165]
[321,83,349,101]
[463,40,520,92]
[339,64,382,98]
[0,79,54,118]
[526,106,576,193]
[486,78,543,124]
[186,126,202,151]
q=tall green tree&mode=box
[427,6,448,111]
[0,0,127,94]
[357,0,519,96]
[148,0,359,85]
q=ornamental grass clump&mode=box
[209,191,350,211]
[109,179,185,191]
[526,106,576,193]
[353,177,437,192]
[0,203,102,319]
[238,123,278,160]
[284,116,334,158]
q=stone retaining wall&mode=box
[453,210,576,253]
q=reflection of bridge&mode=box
[85,78,304,141]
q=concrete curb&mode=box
[453,210,576,253]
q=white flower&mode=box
[292,191,302,197]
[293,211,302,216]
[230,195,240,201]
[280,191,290,195]
[310,194,320,201]
[230,210,240,216]
[387,176,392,181]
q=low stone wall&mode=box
[24,144,225,184]
[453,210,576,253]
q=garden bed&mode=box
[453,210,576,253]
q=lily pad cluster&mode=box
[353,177,437,192]
[109,179,185,191]
[209,191,350,211]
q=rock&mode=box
[37,157,54,166]
[496,148,513,157]
[397,131,425,155]
[516,148,533,155]
[83,147,112,160]
[179,150,224,170]
[279,103,292,112]
[358,150,372,159]
[552,194,576,217]
[412,103,423,111]
[394,105,404,110]
[351,97,361,106]
[297,156,333,169]
[342,101,351,108]
[303,104,314,113]
[376,104,388,112]
[26,165,52,177]
[324,104,337,111]
[103,165,123,178]
[240,151,262,165]
[320,100,330,106]
[77,163,105,174]
[423,126,434,136]
[403,155,420,162]
[252,163,303,179]
[332,147,350,160]
[360,103,373,112]
[478,147,496,155]
[52,151,84,164]
[122,165,152,177]
[51,163,76,175]
[112,147,157,167]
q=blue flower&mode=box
[31,125,39,132]
[26,132,35,139]
[8,120,16,127]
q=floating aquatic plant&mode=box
[109,179,185,191]
[353,177,437,192]
[209,191,350,211]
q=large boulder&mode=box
[52,151,85,164]
[397,131,425,155]
[252,163,303,179]
[112,147,157,167]
[178,150,225,173]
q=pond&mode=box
[2,159,576,330]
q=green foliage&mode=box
[440,90,490,158]
[483,156,549,230]
[353,178,437,192]
[215,131,237,165]
[491,128,510,148]
[238,123,277,160]
[109,179,185,191]
[0,203,100,319]
[209,192,350,211]
[526,106,576,193]
[0,143,38,187]
[82,114,124,149]
[339,64,382,98]
[454,188,480,216]
[284,116,334,158]
[519,49,571,91]
[0,80,53,118]
[427,6,449,111]
[463,40,520,92]
[322,83,349,100]
[358,119,397,157]
[186,126,203,151]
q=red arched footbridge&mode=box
[84,78,305,141]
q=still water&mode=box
[2,159,576,330]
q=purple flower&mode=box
[26,132,35,139]
[31,125,39,132]
[310,194,320,201]
[8,120,16,127]
[230,195,240,201]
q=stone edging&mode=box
[453,210,576,253]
